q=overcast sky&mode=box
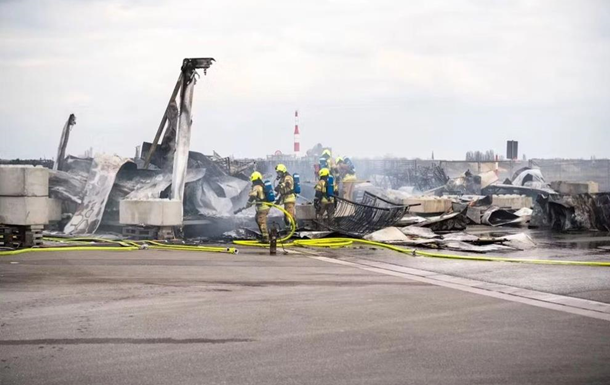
[0,0,608,161]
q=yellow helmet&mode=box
[275,164,287,173]
[250,171,263,182]
[336,156,344,164]
[319,168,330,177]
[322,149,332,158]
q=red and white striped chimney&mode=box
[294,110,301,156]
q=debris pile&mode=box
[363,226,536,253]
[533,193,610,231]
[48,150,253,235]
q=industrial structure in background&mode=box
[294,110,301,157]
[507,140,519,160]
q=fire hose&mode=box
[0,237,238,256]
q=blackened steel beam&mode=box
[53,114,76,171]
[143,73,183,169]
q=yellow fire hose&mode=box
[0,246,139,256]
[0,236,238,256]
[232,203,610,267]
[233,202,298,247]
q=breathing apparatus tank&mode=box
[263,180,276,203]
[293,173,301,195]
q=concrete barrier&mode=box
[296,204,316,220]
[119,199,183,226]
[0,165,49,197]
[403,197,452,214]
[48,198,62,222]
[492,195,533,209]
[0,196,49,225]
[550,181,599,195]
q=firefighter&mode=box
[333,156,344,177]
[334,156,345,196]
[341,157,357,200]
[274,164,297,226]
[246,171,270,243]
[319,149,334,170]
[316,149,335,179]
[314,168,336,224]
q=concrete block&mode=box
[403,196,452,214]
[296,203,355,220]
[119,199,183,226]
[0,196,49,225]
[492,194,533,209]
[48,198,62,222]
[550,181,599,195]
[0,165,49,197]
[296,204,316,220]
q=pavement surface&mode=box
[1,247,610,384]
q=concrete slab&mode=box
[550,181,599,195]
[0,196,49,225]
[47,198,62,222]
[296,204,316,220]
[119,199,183,226]
[403,196,452,214]
[492,194,533,209]
[0,165,49,197]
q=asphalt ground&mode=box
[1,247,610,384]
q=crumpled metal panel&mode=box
[124,168,206,200]
[535,193,610,231]
[63,154,132,235]
[49,169,87,204]
[321,192,409,237]
[185,175,250,217]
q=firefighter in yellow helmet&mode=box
[337,156,357,200]
[320,149,334,169]
[274,164,296,226]
[333,156,343,173]
[316,149,335,179]
[246,171,270,243]
[314,168,336,225]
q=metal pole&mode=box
[171,66,195,201]
[169,58,214,201]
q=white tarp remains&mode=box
[364,227,409,243]
[499,233,536,250]
[401,226,439,239]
